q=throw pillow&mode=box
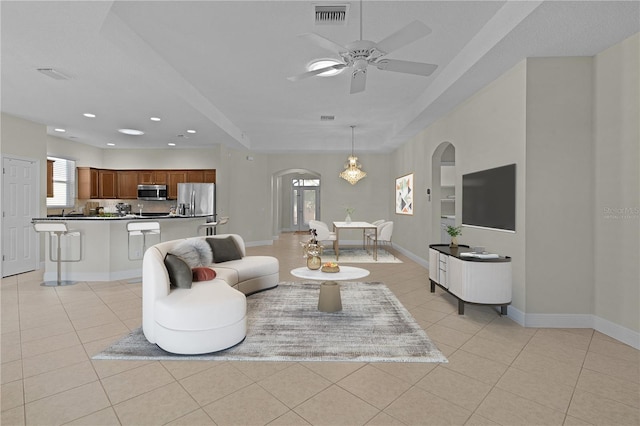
[192,267,216,282]
[164,254,192,289]
[170,239,213,267]
[207,236,242,263]
[191,238,214,265]
[169,241,201,268]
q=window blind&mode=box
[46,156,76,208]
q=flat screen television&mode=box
[462,163,516,232]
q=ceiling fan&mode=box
[287,4,438,94]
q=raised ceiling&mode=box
[2,1,638,153]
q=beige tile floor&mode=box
[2,233,638,425]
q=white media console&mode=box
[429,244,512,315]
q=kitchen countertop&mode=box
[33,214,213,221]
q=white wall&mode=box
[46,134,104,167]
[389,36,639,346]
[593,33,640,335]
[393,60,528,310]
[525,57,594,315]
[101,147,221,170]
[266,152,392,241]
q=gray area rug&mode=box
[320,248,402,264]
[94,282,447,363]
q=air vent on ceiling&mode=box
[320,115,335,121]
[315,5,349,25]
[36,68,70,80]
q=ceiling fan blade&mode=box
[375,59,438,76]
[375,20,432,55]
[350,70,367,94]
[287,64,346,82]
[299,32,348,54]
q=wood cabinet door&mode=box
[203,169,216,183]
[167,171,187,199]
[90,168,99,198]
[186,170,204,183]
[139,170,168,185]
[117,171,139,199]
[78,167,99,199]
[47,160,54,198]
[138,171,154,184]
[153,170,167,184]
[99,170,118,199]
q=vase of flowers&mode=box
[301,229,323,270]
[446,225,462,247]
[345,207,355,223]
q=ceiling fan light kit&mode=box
[289,0,438,94]
[340,126,366,185]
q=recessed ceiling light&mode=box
[83,113,96,118]
[186,129,196,134]
[107,143,115,146]
[308,59,344,77]
[168,143,176,146]
[118,128,144,136]
[54,128,66,132]
[150,117,161,122]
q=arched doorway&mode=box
[271,168,322,234]
[431,142,456,244]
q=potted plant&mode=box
[344,207,355,223]
[446,225,462,247]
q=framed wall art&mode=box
[395,173,414,215]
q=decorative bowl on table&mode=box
[321,262,340,273]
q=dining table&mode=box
[332,221,377,261]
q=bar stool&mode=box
[127,221,161,260]
[197,216,229,236]
[32,222,82,287]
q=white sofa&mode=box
[142,234,279,354]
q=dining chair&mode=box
[366,221,394,251]
[308,220,337,243]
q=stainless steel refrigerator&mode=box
[177,183,215,219]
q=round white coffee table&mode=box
[290,266,370,281]
[290,266,370,313]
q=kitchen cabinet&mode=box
[167,171,188,199]
[77,168,214,200]
[186,170,204,183]
[117,171,139,199]
[203,169,216,183]
[99,170,118,199]
[47,160,54,198]
[77,167,99,199]
[139,170,167,185]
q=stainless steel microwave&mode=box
[137,184,167,200]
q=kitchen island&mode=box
[32,215,213,282]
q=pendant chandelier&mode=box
[339,126,367,185]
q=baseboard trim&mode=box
[506,306,639,350]
[44,268,142,282]
[392,243,429,269]
[244,239,274,248]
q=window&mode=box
[292,178,320,187]
[46,156,76,208]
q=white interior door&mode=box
[2,156,39,277]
